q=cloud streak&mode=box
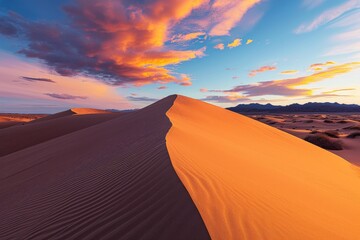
[202,93,249,103]
[295,0,360,33]
[280,70,298,75]
[127,96,159,102]
[45,93,87,100]
[249,65,276,77]
[21,76,55,83]
[171,32,206,43]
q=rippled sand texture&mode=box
[0,96,210,240]
[166,95,360,240]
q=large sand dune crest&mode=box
[166,95,360,240]
[1,94,360,239]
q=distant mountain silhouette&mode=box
[228,102,360,113]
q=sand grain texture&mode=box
[166,95,360,240]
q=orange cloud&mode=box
[214,43,225,50]
[177,74,192,86]
[1,0,263,87]
[200,88,208,92]
[309,61,336,71]
[215,62,360,97]
[288,62,360,87]
[281,70,299,75]
[171,32,206,42]
[249,65,277,77]
[246,39,253,45]
[228,38,242,48]
[202,92,249,103]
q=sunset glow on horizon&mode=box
[0,0,359,113]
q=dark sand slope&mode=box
[30,108,110,124]
[0,96,210,239]
[0,112,123,157]
[166,95,360,240]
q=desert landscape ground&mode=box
[1,95,360,239]
[246,113,360,166]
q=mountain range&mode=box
[228,102,360,113]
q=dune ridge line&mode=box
[165,95,360,240]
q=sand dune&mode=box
[0,114,45,129]
[0,111,122,157]
[0,96,209,239]
[31,108,110,124]
[166,95,360,240]
[1,95,360,239]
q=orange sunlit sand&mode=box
[166,96,360,239]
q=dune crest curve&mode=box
[166,95,360,240]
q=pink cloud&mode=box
[214,43,225,50]
[249,65,276,77]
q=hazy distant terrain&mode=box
[228,102,360,113]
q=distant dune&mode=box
[0,114,46,129]
[1,95,360,239]
[0,110,122,157]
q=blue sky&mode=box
[0,0,359,113]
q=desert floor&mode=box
[246,113,360,166]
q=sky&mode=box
[0,0,359,113]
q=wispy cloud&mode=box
[309,61,336,71]
[171,32,206,43]
[295,0,360,33]
[209,0,262,36]
[249,65,276,77]
[302,0,325,9]
[212,62,360,97]
[200,88,208,92]
[322,88,355,94]
[202,93,249,103]
[228,38,242,48]
[324,41,360,56]
[21,76,55,83]
[127,96,159,102]
[280,70,298,75]
[157,86,167,90]
[45,93,87,100]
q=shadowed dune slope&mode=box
[0,95,210,240]
[0,112,123,157]
[166,95,360,240]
